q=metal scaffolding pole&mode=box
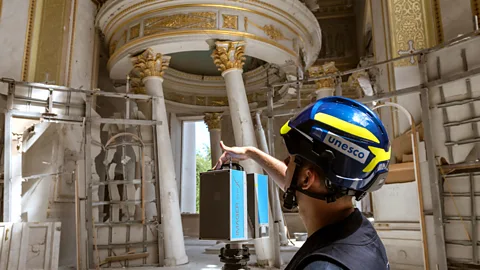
[260,29,480,90]
[419,53,448,270]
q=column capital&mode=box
[211,41,246,75]
[130,48,171,81]
[204,112,222,131]
[309,61,338,90]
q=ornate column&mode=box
[204,113,223,168]
[211,41,260,172]
[212,41,272,266]
[131,48,188,266]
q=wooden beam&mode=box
[100,252,149,266]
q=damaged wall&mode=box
[22,123,84,267]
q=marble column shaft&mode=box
[204,113,223,167]
[131,48,188,266]
[212,41,272,266]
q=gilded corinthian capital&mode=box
[204,113,222,131]
[130,48,171,80]
[211,41,246,73]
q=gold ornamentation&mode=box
[144,12,216,35]
[222,14,238,29]
[196,96,206,105]
[432,0,443,43]
[22,0,37,80]
[387,0,435,66]
[209,96,229,106]
[309,62,338,89]
[204,113,222,130]
[106,4,304,47]
[32,0,70,84]
[244,16,248,31]
[109,40,118,56]
[107,30,296,71]
[261,24,287,41]
[247,18,289,41]
[165,91,189,103]
[103,2,309,46]
[211,41,246,72]
[130,24,140,40]
[131,87,146,94]
[130,48,171,79]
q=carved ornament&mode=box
[247,18,288,41]
[130,48,171,79]
[129,24,140,40]
[144,12,216,35]
[222,14,238,30]
[309,62,338,89]
[387,0,435,66]
[204,113,222,130]
[211,41,246,72]
[261,24,287,41]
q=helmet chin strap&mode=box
[283,164,347,210]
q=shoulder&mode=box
[303,260,344,270]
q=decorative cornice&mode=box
[204,113,222,130]
[130,48,171,80]
[309,62,338,89]
[67,0,78,87]
[21,0,37,81]
[211,41,246,73]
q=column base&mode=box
[164,255,189,267]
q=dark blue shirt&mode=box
[304,261,344,269]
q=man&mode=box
[214,97,391,269]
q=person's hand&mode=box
[213,141,252,169]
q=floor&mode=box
[104,238,301,270]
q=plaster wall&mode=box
[439,0,474,41]
[21,123,84,268]
[0,1,29,95]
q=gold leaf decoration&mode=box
[388,0,432,66]
[144,12,216,35]
[222,14,238,29]
[211,41,246,72]
[109,40,118,56]
[129,24,140,40]
[261,24,286,41]
[130,48,171,79]
[309,62,338,89]
[204,113,222,130]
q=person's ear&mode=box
[301,169,316,190]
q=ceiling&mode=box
[168,50,264,77]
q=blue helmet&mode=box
[280,96,391,204]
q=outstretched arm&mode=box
[214,141,289,191]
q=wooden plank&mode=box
[100,252,149,265]
[385,162,416,184]
[391,123,424,163]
